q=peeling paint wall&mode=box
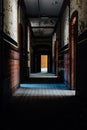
[3,0,18,42]
[61,5,69,47]
[70,0,87,35]
[52,33,56,73]
[2,0,20,96]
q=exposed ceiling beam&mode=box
[31,26,54,28]
[24,0,65,37]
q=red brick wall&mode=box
[2,43,20,96]
[8,50,20,93]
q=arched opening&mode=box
[70,11,78,90]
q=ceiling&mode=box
[24,0,64,37]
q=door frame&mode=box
[69,11,78,89]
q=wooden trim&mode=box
[78,30,87,42]
[59,44,68,52]
[2,32,18,47]
[58,44,69,55]
[0,30,19,51]
[3,39,20,52]
[58,49,69,56]
[77,38,87,45]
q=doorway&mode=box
[70,11,78,89]
[41,55,48,73]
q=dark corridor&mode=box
[0,0,87,129]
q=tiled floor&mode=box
[30,72,57,78]
[13,87,75,97]
[1,73,83,130]
[20,83,67,89]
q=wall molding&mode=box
[0,30,20,52]
[58,44,69,55]
[78,30,87,43]
[78,38,87,46]
[3,32,18,47]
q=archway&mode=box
[70,11,78,89]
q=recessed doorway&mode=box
[41,55,48,73]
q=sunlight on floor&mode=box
[13,87,75,97]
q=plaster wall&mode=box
[3,0,18,42]
[70,0,87,35]
[61,5,69,47]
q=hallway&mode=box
[0,0,87,129]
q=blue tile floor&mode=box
[20,83,68,90]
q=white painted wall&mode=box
[61,5,69,47]
[3,0,18,42]
[52,33,56,73]
[52,33,56,57]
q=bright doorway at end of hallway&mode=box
[41,55,48,73]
